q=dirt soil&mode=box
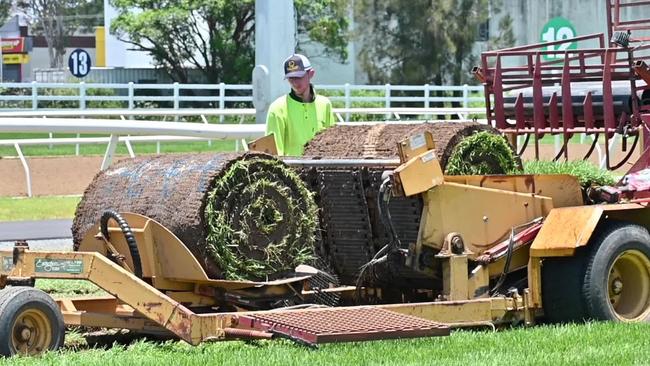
[304,122,504,169]
[0,156,117,197]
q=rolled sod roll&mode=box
[303,121,520,173]
[72,152,318,280]
[444,130,520,175]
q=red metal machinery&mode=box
[475,0,650,171]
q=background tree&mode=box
[17,0,103,68]
[489,13,515,51]
[110,0,349,84]
[294,0,349,62]
[355,0,513,85]
[0,0,12,26]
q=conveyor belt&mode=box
[300,167,425,285]
[315,168,374,284]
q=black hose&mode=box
[355,176,399,302]
[378,177,400,251]
[490,217,543,296]
[100,210,143,279]
[490,227,515,296]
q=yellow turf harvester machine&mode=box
[4,0,650,357]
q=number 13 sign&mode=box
[68,48,91,78]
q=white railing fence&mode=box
[0,82,485,120]
[0,81,487,197]
[0,117,269,197]
[0,106,486,158]
[0,117,484,197]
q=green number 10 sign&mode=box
[540,17,577,60]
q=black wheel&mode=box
[541,250,588,323]
[583,222,650,321]
[0,287,65,357]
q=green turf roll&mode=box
[204,158,317,280]
[72,152,318,281]
[444,131,520,175]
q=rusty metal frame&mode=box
[476,2,650,169]
[0,206,542,346]
[0,247,237,344]
[0,245,543,344]
[609,0,650,43]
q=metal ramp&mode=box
[238,307,450,345]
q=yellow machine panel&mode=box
[445,174,583,208]
[397,131,436,162]
[417,182,553,259]
[247,134,278,155]
[393,149,444,196]
[530,203,648,257]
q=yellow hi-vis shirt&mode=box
[265,93,336,156]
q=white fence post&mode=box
[344,83,351,122]
[14,143,32,197]
[101,134,119,171]
[424,84,430,120]
[424,84,430,108]
[79,81,86,110]
[77,82,86,155]
[463,84,469,108]
[384,83,391,120]
[220,82,235,150]
[173,82,180,112]
[128,82,134,109]
[171,82,180,153]
[31,81,38,110]
[219,82,226,124]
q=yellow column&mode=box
[95,26,106,67]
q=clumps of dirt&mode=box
[303,122,507,170]
[72,152,318,280]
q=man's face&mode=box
[287,70,313,95]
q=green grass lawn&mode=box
[0,196,81,221]
[36,279,105,298]
[1,321,648,365]
[0,132,240,157]
[9,280,650,365]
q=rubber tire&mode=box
[0,286,65,357]
[582,222,650,321]
[541,249,588,323]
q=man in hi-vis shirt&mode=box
[265,54,336,156]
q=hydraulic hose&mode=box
[100,210,143,279]
[355,175,399,301]
[378,176,400,251]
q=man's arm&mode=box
[265,109,286,156]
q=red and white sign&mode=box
[1,38,26,53]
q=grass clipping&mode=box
[445,131,519,175]
[204,157,318,280]
[523,160,617,187]
[444,131,615,187]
